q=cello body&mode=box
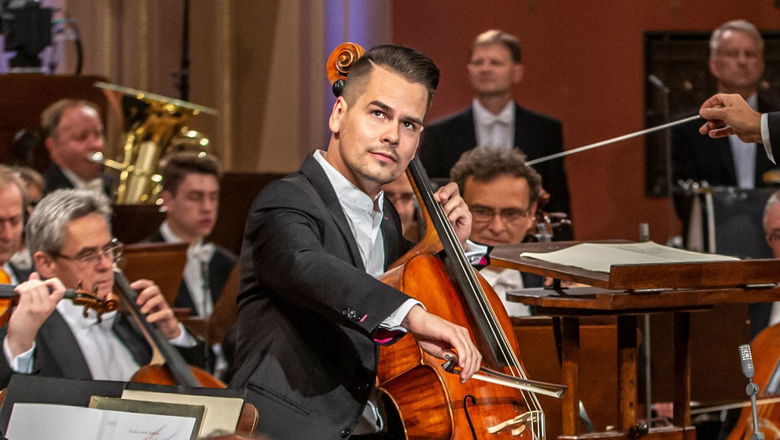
[728,323,780,440]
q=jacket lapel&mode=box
[299,154,365,271]
[38,311,92,379]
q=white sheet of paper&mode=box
[520,241,739,273]
[6,403,196,440]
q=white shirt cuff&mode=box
[3,337,34,374]
[381,299,424,332]
[762,113,775,164]
[167,323,198,347]
[464,240,489,265]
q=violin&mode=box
[326,42,563,439]
[112,270,225,388]
[0,283,118,327]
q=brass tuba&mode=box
[92,81,217,204]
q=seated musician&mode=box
[381,174,420,242]
[450,146,544,316]
[40,99,113,197]
[9,166,45,273]
[0,168,33,284]
[0,189,205,387]
[145,152,236,318]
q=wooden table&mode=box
[491,241,780,440]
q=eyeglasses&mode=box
[470,206,532,224]
[50,238,124,266]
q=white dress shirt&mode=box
[479,266,531,317]
[729,94,758,189]
[761,113,775,164]
[473,99,515,149]
[159,221,216,318]
[60,167,105,193]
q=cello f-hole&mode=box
[463,395,479,440]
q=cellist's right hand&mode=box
[7,272,65,357]
[402,305,482,382]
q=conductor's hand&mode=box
[401,305,482,382]
[131,279,181,339]
[699,93,762,143]
[434,182,472,248]
[7,272,66,357]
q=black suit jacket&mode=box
[0,309,206,387]
[419,103,571,215]
[144,230,237,312]
[769,112,780,158]
[229,154,411,439]
[43,164,113,198]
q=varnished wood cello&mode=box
[327,42,560,439]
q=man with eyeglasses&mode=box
[0,189,204,387]
[450,146,543,316]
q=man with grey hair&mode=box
[747,190,780,338]
[0,167,32,284]
[420,29,570,215]
[0,189,204,387]
[672,19,779,202]
[41,99,113,197]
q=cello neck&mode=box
[113,270,201,387]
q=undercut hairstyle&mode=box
[40,99,100,139]
[341,44,440,107]
[0,166,28,212]
[159,151,223,195]
[450,147,542,205]
[472,29,522,64]
[710,19,764,56]
[27,189,112,255]
[763,190,780,232]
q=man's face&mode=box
[467,44,523,98]
[382,174,417,233]
[0,184,24,265]
[327,66,428,194]
[35,213,115,298]
[463,174,536,246]
[765,203,780,258]
[46,105,105,181]
[161,173,220,241]
[709,29,764,93]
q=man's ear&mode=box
[513,64,524,84]
[44,137,56,159]
[328,96,349,134]
[160,190,174,211]
[33,251,56,279]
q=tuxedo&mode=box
[770,112,780,157]
[229,154,411,439]
[0,308,206,388]
[419,103,571,215]
[144,229,237,312]
[43,164,113,198]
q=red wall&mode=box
[392,1,780,241]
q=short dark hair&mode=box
[471,29,522,63]
[159,152,223,195]
[41,99,100,139]
[450,147,542,205]
[341,44,440,107]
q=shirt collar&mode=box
[473,99,514,125]
[746,94,758,110]
[160,221,213,262]
[312,150,384,216]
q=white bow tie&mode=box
[486,112,512,125]
[82,178,104,194]
[188,242,215,263]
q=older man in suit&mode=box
[420,29,570,215]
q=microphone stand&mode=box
[746,380,764,440]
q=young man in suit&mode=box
[146,152,236,318]
[450,147,544,316]
[0,168,33,283]
[0,189,204,387]
[419,29,570,215]
[41,99,113,197]
[231,45,482,439]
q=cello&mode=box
[326,43,561,439]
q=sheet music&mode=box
[7,403,196,440]
[520,241,739,273]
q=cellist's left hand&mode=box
[131,279,182,339]
[434,182,472,248]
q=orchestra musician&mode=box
[449,146,544,316]
[380,174,419,242]
[0,189,205,387]
[419,29,571,215]
[40,99,113,197]
[230,44,483,439]
[0,168,33,284]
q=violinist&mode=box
[449,146,544,316]
[0,169,32,284]
[231,45,483,439]
[0,189,206,387]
